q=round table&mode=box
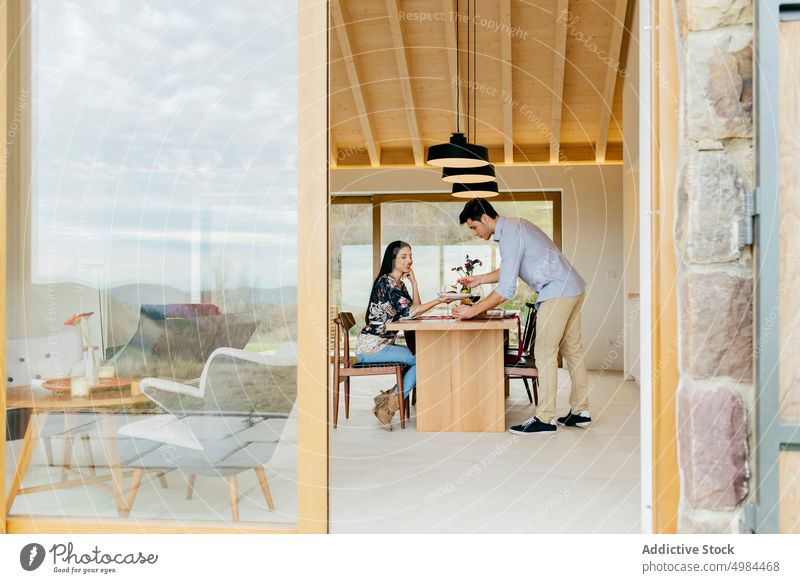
[5,381,149,515]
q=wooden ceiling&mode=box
[330,0,632,168]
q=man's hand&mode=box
[451,305,477,319]
[457,274,481,288]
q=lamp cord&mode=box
[465,0,470,140]
[472,0,477,144]
[455,0,460,133]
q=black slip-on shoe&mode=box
[557,410,592,427]
[509,416,557,435]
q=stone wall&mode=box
[673,0,755,533]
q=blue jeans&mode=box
[355,344,416,398]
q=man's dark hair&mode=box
[459,198,499,224]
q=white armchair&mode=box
[138,342,297,404]
[116,343,296,521]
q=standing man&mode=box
[452,198,591,435]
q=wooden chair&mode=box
[504,303,539,405]
[333,312,409,429]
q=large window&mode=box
[331,203,372,334]
[331,193,559,333]
[5,1,300,527]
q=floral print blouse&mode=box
[355,274,417,354]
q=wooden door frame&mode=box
[646,0,680,534]
[2,0,681,536]
[0,0,8,537]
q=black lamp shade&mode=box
[451,181,500,198]
[426,133,490,168]
[442,164,496,184]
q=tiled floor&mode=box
[329,370,641,533]
[5,369,640,532]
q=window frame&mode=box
[331,191,562,280]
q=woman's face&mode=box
[394,246,413,273]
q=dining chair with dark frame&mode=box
[504,302,539,405]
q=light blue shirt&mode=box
[493,216,586,303]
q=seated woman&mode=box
[355,240,451,431]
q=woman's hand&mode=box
[457,274,481,288]
[405,267,417,285]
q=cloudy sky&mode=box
[32,0,298,293]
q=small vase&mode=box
[460,285,471,305]
[83,347,98,386]
[78,318,98,385]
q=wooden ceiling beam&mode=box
[500,0,513,165]
[550,0,569,164]
[595,0,628,163]
[330,0,381,167]
[385,0,424,166]
[441,0,466,134]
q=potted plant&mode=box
[451,255,483,304]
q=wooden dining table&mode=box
[387,316,516,432]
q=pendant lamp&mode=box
[451,181,499,198]
[442,0,497,186]
[427,133,488,168]
[442,163,495,183]
[427,1,489,169]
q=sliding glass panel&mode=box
[5,0,298,525]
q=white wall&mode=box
[331,164,625,370]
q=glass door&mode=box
[3,0,328,533]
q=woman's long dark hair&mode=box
[364,240,411,323]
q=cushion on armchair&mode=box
[118,414,204,451]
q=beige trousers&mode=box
[532,293,589,423]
